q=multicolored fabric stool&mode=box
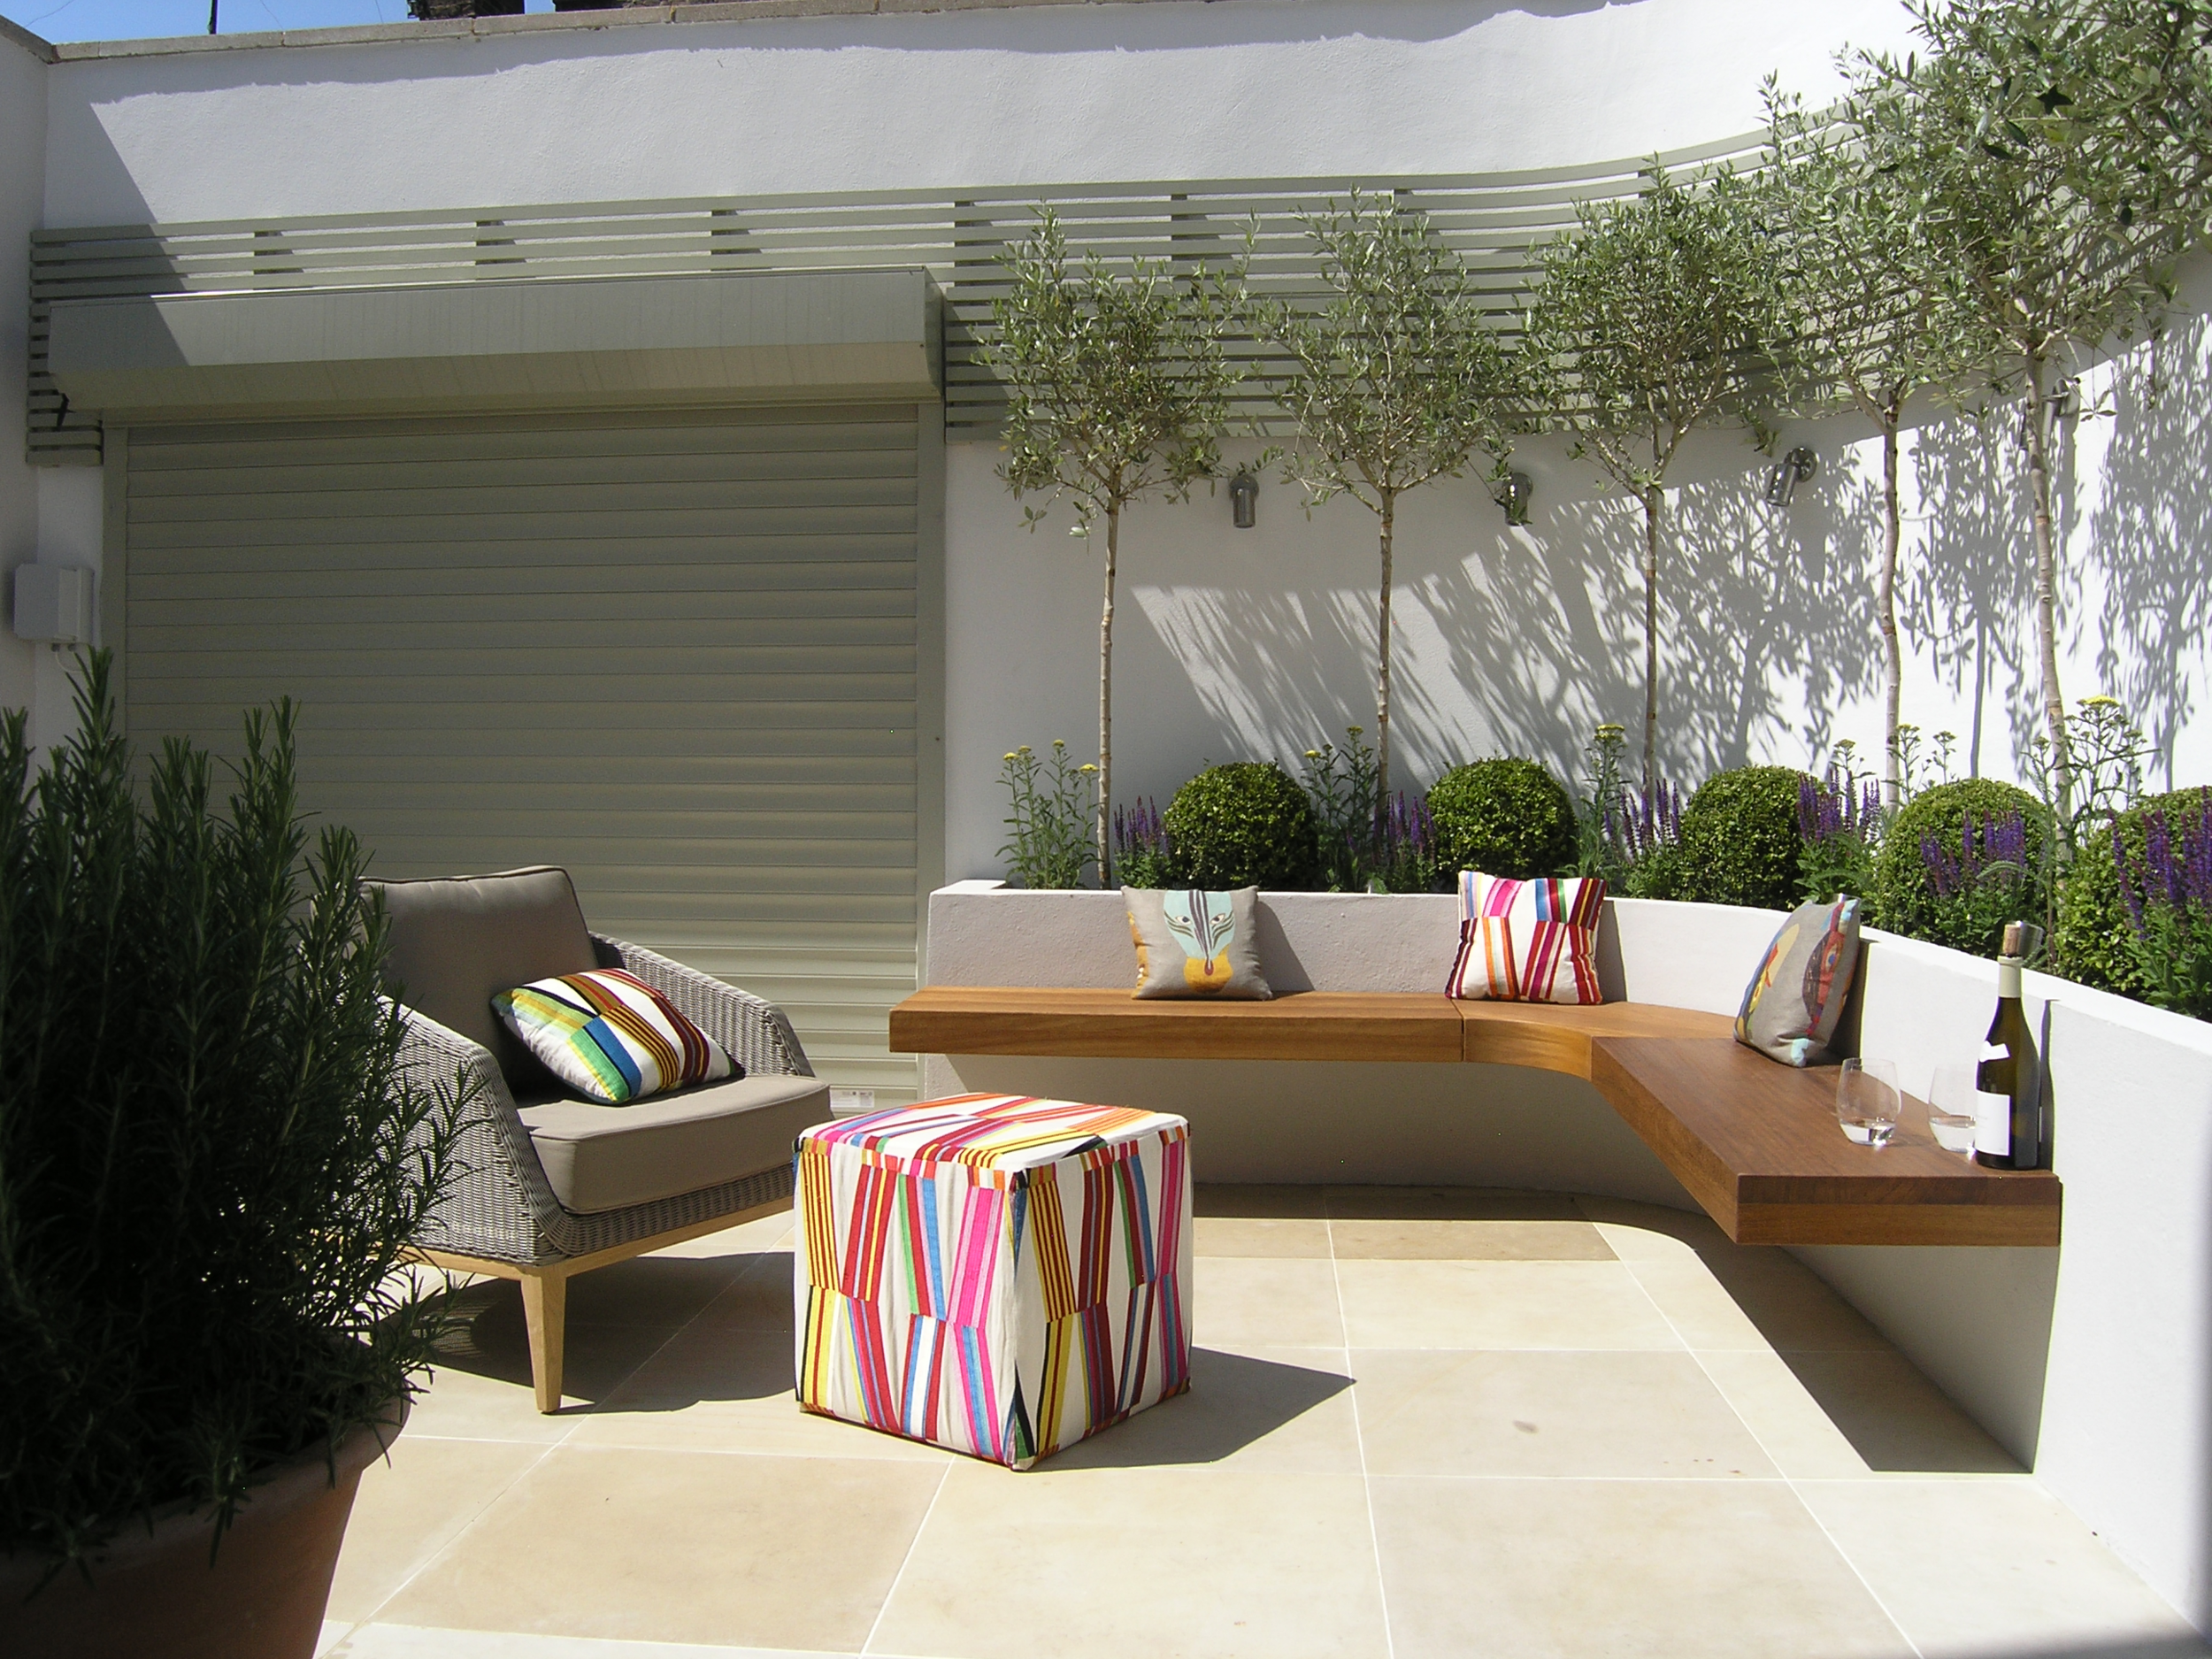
[793,1093,1193,1469]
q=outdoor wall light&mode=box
[1229,470,1259,529]
[1764,447,1818,508]
[1492,471,1533,526]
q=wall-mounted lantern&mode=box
[1229,470,1259,529]
[1491,471,1533,526]
[1763,447,1817,508]
[12,565,94,649]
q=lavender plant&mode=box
[1920,809,2041,959]
[1372,792,1448,895]
[2114,791,2212,1020]
[1609,776,1683,898]
[1111,797,1177,889]
[998,741,1098,889]
[1797,764,1884,904]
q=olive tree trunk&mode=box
[1375,488,1397,832]
[1640,484,1663,794]
[2022,364,2073,838]
[1098,498,1119,885]
[1879,421,1904,809]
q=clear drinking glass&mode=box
[1926,1064,1981,1155]
[1836,1057,1902,1148]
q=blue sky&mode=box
[4,0,556,41]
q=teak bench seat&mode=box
[887,987,2062,1248]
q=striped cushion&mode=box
[493,967,736,1104]
[1447,871,1607,1005]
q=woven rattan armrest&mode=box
[591,933,812,1079]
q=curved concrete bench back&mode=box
[918,879,2212,1632]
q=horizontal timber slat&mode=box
[886,987,2062,1248]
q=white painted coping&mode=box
[918,879,2212,1633]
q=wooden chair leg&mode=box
[519,1270,568,1414]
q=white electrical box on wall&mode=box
[12,565,95,646]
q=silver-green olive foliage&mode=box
[1250,194,1516,817]
[1523,163,1778,787]
[985,208,1241,880]
[1763,81,1983,805]
[1852,0,2212,822]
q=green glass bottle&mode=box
[1973,921,2044,1171]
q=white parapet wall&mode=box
[917,881,2212,1632]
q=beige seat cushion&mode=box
[370,866,598,1096]
[518,1073,831,1214]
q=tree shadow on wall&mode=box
[1133,582,1395,767]
[2089,316,2212,791]
[1903,405,2046,779]
[1426,457,1886,785]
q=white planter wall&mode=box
[922,882,2212,1631]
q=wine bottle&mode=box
[1974,921,2044,1171]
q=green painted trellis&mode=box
[25,127,1769,465]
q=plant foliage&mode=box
[1764,81,1981,804]
[1798,764,1886,905]
[1299,726,1382,892]
[2111,788,2212,1018]
[1252,195,1515,813]
[1874,777,2050,955]
[1663,765,1813,910]
[2055,784,2208,993]
[987,208,1240,879]
[997,741,1099,889]
[1163,763,1320,891]
[1853,0,2212,821]
[1426,758,1578,880]
[1524,164,1778,787]
[0,657,461,1572]
[1111,797,1177,889]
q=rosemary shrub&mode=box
[0,657,462,1574]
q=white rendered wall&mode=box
[38,0,1916,227]
[0,28,45,726]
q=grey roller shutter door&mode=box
[121,404,921,1106]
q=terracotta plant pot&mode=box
[0,1395,408,1659]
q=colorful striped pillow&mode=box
[492,968,736,1104]
[1446,871,1608,1005]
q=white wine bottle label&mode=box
[1974,1044,2012,1157]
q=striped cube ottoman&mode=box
[794,1093,1193,1469]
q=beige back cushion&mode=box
[370,866,599,1092]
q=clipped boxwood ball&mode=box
[1426,757,1577,879]
[2054,786,2209,994]
[1668,765,1810,910]
[1163,762,1319,890]
[1873,777,2047,956]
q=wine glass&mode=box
[1926,1064,1981,1156]
[1836,1057,1902,1148]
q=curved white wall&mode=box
[39,0,1916,226]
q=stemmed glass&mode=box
[1835,1057,1903,1148]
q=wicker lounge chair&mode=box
[375,866,827,1411]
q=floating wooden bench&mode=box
[888,987,2062,1249]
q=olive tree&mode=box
[1524,164,1777,789]
[1249,195,1515,817]
[1853,0,2212,827]
[1763,83,1979,807]
[986,208,1240,880]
